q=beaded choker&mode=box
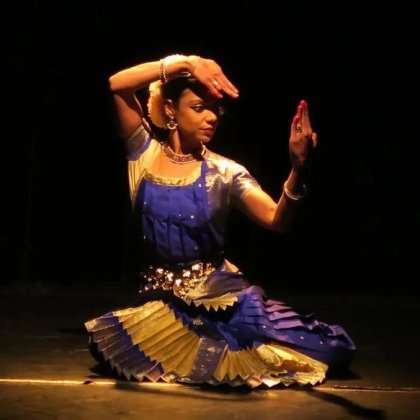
[162,142,206,164]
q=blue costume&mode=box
[85,125,355,387]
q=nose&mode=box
[205,109,219,125]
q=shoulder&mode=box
[205,150,251,176]
[206,149,261,199]
[127,137,161,180]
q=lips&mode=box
[201,128,214,136]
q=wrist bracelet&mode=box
[159,58,166,83]
[159,54,188,83]
[283,181,306,201]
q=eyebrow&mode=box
[189,100,221,106]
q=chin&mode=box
[200,133,215,143]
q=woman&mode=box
[85,54,355,388]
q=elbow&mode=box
[269,213,292,234]
[268,206,290,233]
[108,73,128,93]
[108,75,119,92]
[273,225,292,235]
[270,223,291,234]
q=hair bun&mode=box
[147,80,167,129]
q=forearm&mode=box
[272,168,307,233]
[108,56,195,92]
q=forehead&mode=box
[179,88,218,105]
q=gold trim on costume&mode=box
[192,292,239,311]
[128,138,206,202]
[142,166,202,186]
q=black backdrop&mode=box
[2,2,418,292]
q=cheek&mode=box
[179,111,201,128]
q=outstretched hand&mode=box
[289,100,318,170]
[190,56,239,99]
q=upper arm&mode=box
[233,188,278,231]
[112,91,144,138]
[112,91,152,159]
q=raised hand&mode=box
[289,100,318,170]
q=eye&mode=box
[191,105,205,112]
[190,104,225,115]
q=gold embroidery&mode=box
[143,167,201,186]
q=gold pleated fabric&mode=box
[191,291,239,311]
[86,300,327,387]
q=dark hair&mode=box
[154,75,226,141]
[161,76,206,105]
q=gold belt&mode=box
[139,261,217,298]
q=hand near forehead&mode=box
[189,56,239,99]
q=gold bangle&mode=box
[283,181,306,201]
[159,58,166,83]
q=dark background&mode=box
[2,1,418,293]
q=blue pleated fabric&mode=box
[227,286,355,373]
[134,160,224,265]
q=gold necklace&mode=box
[162,142,206,164]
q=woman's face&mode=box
[172,88,223,145]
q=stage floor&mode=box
[1,281,419,419]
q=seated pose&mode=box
[85,54,355,388]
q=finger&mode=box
[210,77,235,99]
[297,103,303,119]
[311,132,318,148]
[301,100,313,132]
[211,79,223,91]
[300,100,310,132]
[213,73,239,98]
[218,72,239,96]
[210,85,223,98]
[208,79,223,98]
[291,115,302,134]
[294,104,304,133]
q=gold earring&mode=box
[166,116,177,130]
